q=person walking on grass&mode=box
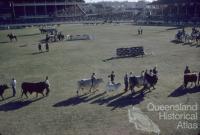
[108,71,115,84]
[38,43,42,52]
[90,73,96,92]
[124,73,129,92]
[10,78,16,97]
[45,76,50,96]
[45,42,49,52]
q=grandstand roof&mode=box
[149,0,200,5]
[1,0,85,3]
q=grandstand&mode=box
[0,0,85,24]
[147,0,200,24]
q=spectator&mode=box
[45,42,49,52]
[124,73,129,91]
[10,78,17,97]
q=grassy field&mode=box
[0,24,199,135]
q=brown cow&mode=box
[183,73,198,88]
[21,82,49,98]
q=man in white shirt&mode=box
[45,76,50,96]
[11,78,16,97]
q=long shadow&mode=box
[166,27,181,31]
[18,33,40,37]
[84,92,106,102]
[91,91,126,105]
[53,95,88,107]
[19,44,28,47]
[0,97,44,112]
[53,92,106,107]
[0,41,9,44]
[183,42,192,46]
[168,85,200,97]
[107,92,145,110]
[31,51,45,55]
[171,40,183,44]
[102,55,143,62]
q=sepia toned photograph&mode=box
[0,0,199,135]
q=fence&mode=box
[116,46,144,57]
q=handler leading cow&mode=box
[77,73,103,95]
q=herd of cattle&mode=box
[0,69,199,101]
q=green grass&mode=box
[0,24,199,135]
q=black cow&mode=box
[21,82,49,98]
[183,73,198,88]
[145,74,158,89]
[0,84,9,100]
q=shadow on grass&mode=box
[19,44,28,47]
[166,27,181,31]
[183,42,192,46]
[102,55,144,62]
[171,40,183,44]
[91,91,126,105]
[196,44,200,48]
[91,88,151,110]
[0,41,9,44]
[53,92,106,107]
[31,51,45,55]
[168,85,200,97]
[53,89,150,109]
[0,97,44,111]
[107,92,145,110]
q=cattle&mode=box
[21,82,49,98]
[183,73,198,88]
[129,74,158,93]
[106,82,121,92]
[77,78,103,95]
[0,84,9,100]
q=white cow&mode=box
[106,82,121,92]
[77,78,103,95]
